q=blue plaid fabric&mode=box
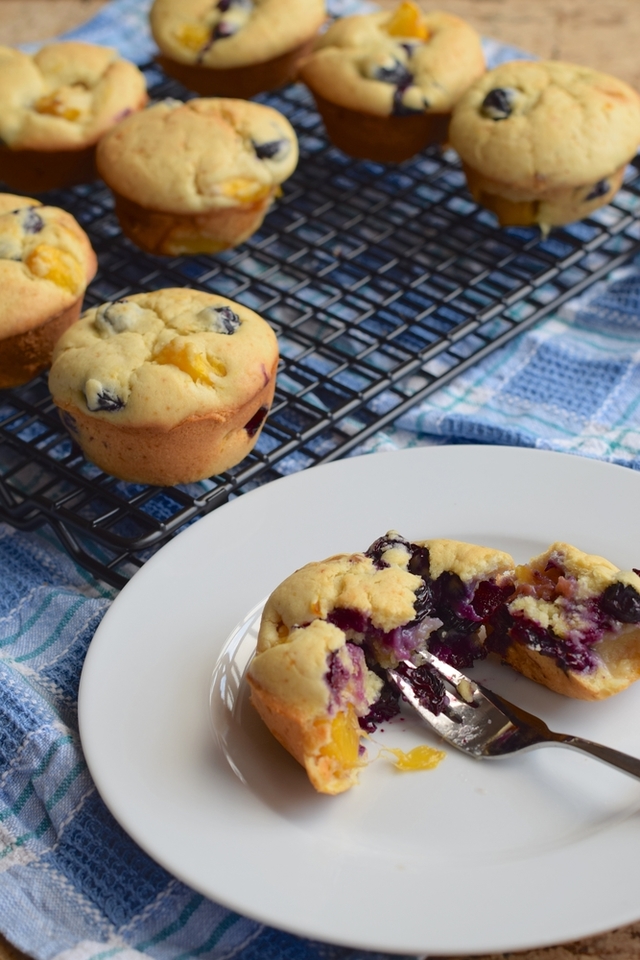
[5,3,640,960]
[358,260,640,469]
[0,523,407,960]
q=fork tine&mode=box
[387,654,523,757]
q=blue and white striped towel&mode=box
[3,3,640,960]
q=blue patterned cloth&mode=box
[4,3,640,960]
[356,259,640,468]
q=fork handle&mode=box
[552,733,640,781]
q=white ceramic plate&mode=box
[79,446,640,957]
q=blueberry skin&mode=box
[86,388,126,413]
[392,86,424,117]
[22,207,44,234]
[253,138,291,161]
[481,87,516,120]
[373,60,413,87]
[585,179,610,201]
[199,305,241,334]
[600,582,640,623]
[244,405,268,437]
[213,21,237,39]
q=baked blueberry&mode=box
[213,21,238,40]
[253,138,291,161]
[84,379,126,412]
[373,60,413,87]
[600,581,640,623]
[480,87,516,120]
[197,304,241,334]
[244,405,268,436]
[95,299,145,334]
[585,179,610,201]
[22,207,44,234]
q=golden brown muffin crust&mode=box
[0,42,147,151]
[300,5,484,117]
[49,288,279,430]
[96,97,298,215]
[450,60,640,193]
[0,201,96,339]
[150,0,326,69]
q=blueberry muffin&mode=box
[298,1,484,163]
[48,289,279,486]
[0,194,97,388]
[0,42,147,193]
[449,60,640,231]
[248,532,514,794]
[150,0,326,98]
[96,97,298,256]
[489,543,640,700]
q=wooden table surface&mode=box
[0,2,639,959]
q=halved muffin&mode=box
[488,542,640,700]
[248,532,515,793]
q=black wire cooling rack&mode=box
[2,63,640,587]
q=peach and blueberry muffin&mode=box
[488,543,640,700]
[449,60,640,231]
[248,532,514,794]
[96,97,298,256]
[298,1,484,162]
[0,42,147,192]
[48,288,279,485]
[150,0,326,98]
[0,194,97,388]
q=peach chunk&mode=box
[176,23,210,51]
[318,706,361,771]
[219,178,273,203]
[385,1,429,40]
[24,244,83,294]
[154,340,226,384]
[34,94,81,122]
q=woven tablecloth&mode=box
[3,3,640,960]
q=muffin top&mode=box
[299,1,484,118]
[258,551,426,654]
[422,538,514,583]
[449,60,640,192]
[49,289,279,430]
[0,197,97,338]
[0,42,148,152]
[96,97,298,213]
[150,0,325,69]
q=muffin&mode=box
[488,543,640,701]
[96,97,298,256]
[449,60,640,231]
[0,42,148,193]
[48,288,279,486]
[0,194,97,388]
[150,0,326,99]
[298,1,484,163]
[248,532,515,794]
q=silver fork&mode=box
[387,649,640,780]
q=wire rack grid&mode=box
[2,64,640,588]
